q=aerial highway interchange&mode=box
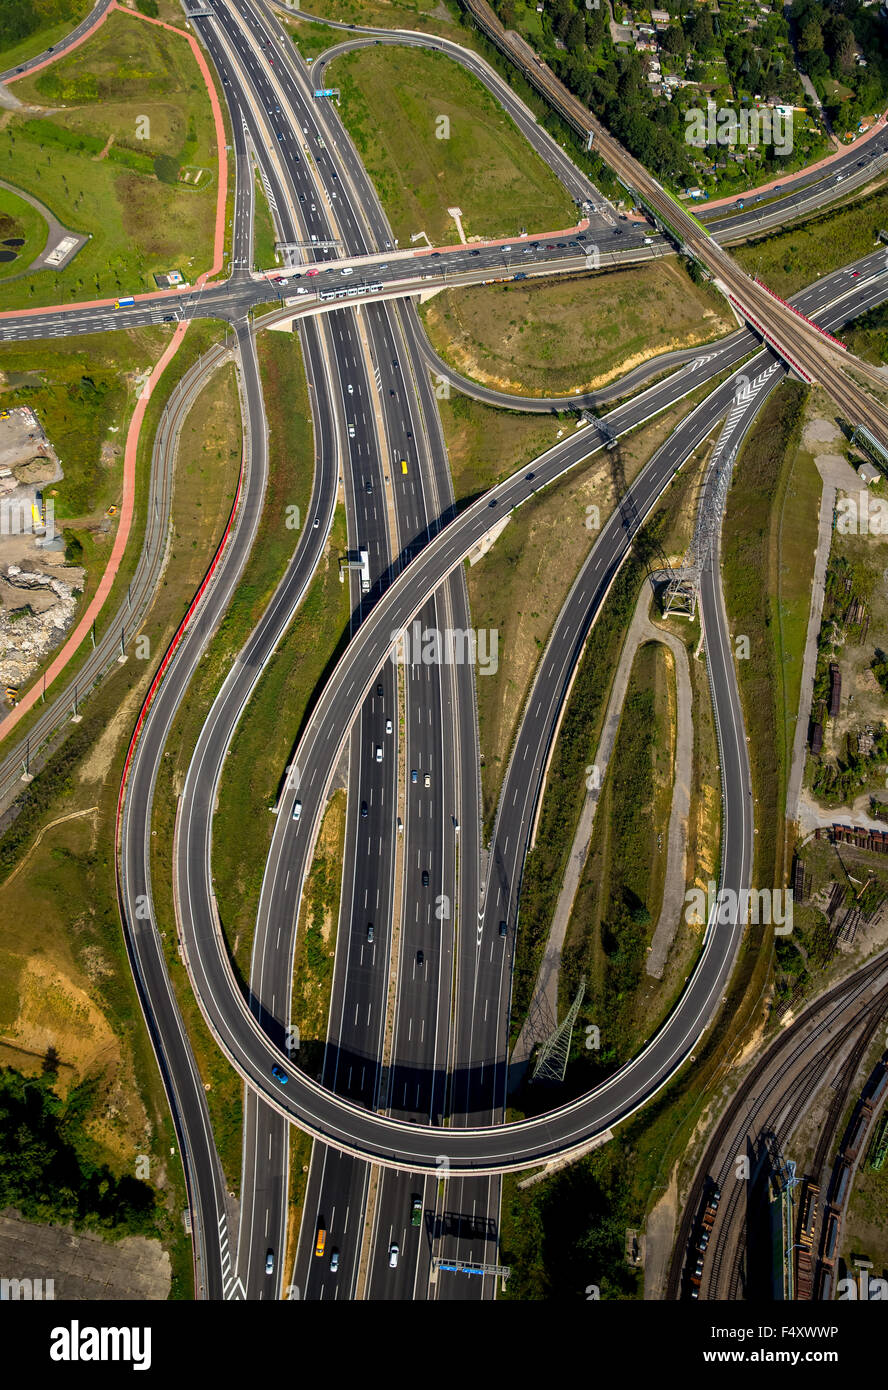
[3,0,888,1326]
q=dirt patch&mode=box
[802,416,843,449]
[2,955,119,1089]
[77,682,144,786]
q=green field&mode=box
[0,327,167,519]
[296,0,463,30]
[0,8,221,309]
[421,263,734,397]
[845,300,888,365]
[328,44,575,246]
[734,183,888,298]
[0,184,47,281]
[0,0,92,76]
[722,381,811,894]
[560,640,675,1069]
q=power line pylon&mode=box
[532,979,586,1084]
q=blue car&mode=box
[271,1065,289,1086]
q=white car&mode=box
[389,1244,399,1269]
[385,718,392,734]
[424,772,431,788]
[375,745,383,762]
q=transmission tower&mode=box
[532,979,586,1084]
[662,434,737,621]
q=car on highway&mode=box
[385,718,392,733]
[488,498,497,507]
[411,769,418,783]
[330,1251,339,1273]
[471,249,480,256]
[375,745,383,762]
[499,920,508,938]
[313,516,320,527]
[421,869,430,887]
[377,682,384,697]
[416,949,424,966]
[389,1244,399,1268]
[348,423,355,438]
[366,923,374,942]
[361,801,368,818]
[347,383,354,393]
[271,1065,288,1086]
[424,772,430,788]
[292,800,302,822]
[411,1196,422,1227]
[163,315,175,323]
[266,1250,274,1275]
[305,268,320,276]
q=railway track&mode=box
[459,0,888,452]
[721,983,888,1300]
[665,951,888,1299]
[0,340,235,823]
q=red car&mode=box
[305,268,320,277]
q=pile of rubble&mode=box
[0,563,83,689]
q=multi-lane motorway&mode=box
[5,0,888,1302]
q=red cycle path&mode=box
[0,2,229,744]
[697,112,887,212]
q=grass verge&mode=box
[327,43,575,246]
